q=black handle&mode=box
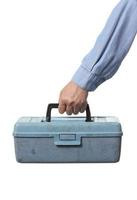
[45,103,91,122]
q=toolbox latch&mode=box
[54,133,81,146]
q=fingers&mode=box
[59,100,73,115]
[73,104,80,115]
[58,103,66,114]
[59,101,87,115]
[66,105,73,115]
[73,102,87,114]
[80,102,87,113]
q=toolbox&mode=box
[13,103,123,163]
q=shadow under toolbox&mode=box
[13,103,123,163]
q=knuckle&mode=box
[80,99,86,105]
[73,100,79,106]
[66,99,73,106]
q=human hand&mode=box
[58,81,88,115]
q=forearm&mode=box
[72,0,137,91]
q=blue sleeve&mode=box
[72,0,137,91]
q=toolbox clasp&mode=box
[54,133,81,146]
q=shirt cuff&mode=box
[71,65,106,91]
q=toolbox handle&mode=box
[45,103,91,122]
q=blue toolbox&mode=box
[13,103,123,163]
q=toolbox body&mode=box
[13,104,123,163]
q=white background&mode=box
[0,0,137,199]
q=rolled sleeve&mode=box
[72,0,137,91]
[72,65,106,91]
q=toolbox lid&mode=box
[13,116,123,138]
